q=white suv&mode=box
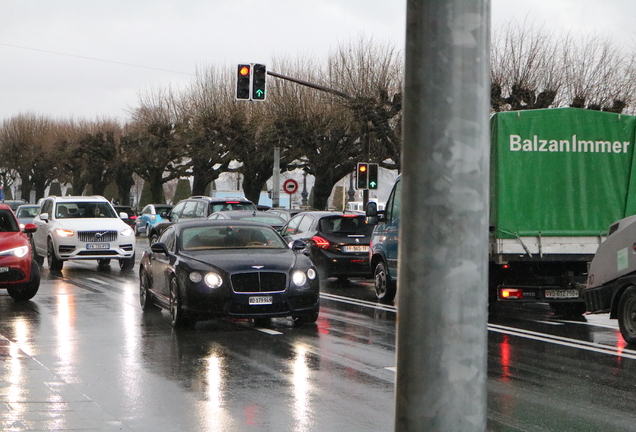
[32,196,136,271]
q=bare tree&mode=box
[0,113,59,200]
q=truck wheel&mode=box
[374,261,396,302]
[550,302,587,319]
[618,286,636,344]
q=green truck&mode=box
[489,107,636,316]
[369,107,636,316]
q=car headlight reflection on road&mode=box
[0,246,29,258]
[292,270,307,286]
[204,272,223,288]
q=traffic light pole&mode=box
[396,1,490,431]
[266,71,352,100]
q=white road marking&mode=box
[255,327,283,335]
[86,277,109,285]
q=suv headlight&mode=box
[120,228,134,236]
[55,229,74,237]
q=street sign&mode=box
[283,179,298,194]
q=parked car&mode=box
[135,204,174,237]
[139,219,319,328]
[31,196,136,272]
[148,196,257,244]
[0,203,40,301]
[208,210,286,231]
[280,211,374,281]
[113,205,138,229]
[15,204,40,228]
[2,199,27,211]
[266,208,304,223]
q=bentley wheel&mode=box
[292,311,319,325]
[169,277,193,328]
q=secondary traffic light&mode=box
[368,163,379,189]
[236,64,251,100]
[252,63,267,101]
[356,162,368,189]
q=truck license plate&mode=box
[249,296,273,305]
[0,267,8,273]
[343,245,369,252]
[545,289,579,299]
[87,243,110,250]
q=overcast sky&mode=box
[1,0,635,123]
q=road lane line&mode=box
[86,277,109,285]
[489,323,636,359]
[320,293,397,313]
[255,328,283,335]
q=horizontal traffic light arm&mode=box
[266,70,352,100]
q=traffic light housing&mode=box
[356,162,368,189]
[236,64,251,100]
[252,63,267,101]
[368,163,379,189]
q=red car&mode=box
[0,203,40,301]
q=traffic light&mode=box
[368,163,379,189]
[236,64,251,100]
[356,162,368,189]
[252,63,267,101]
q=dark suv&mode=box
[147,196,256,244]
[280,211,374,282]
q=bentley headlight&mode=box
[0,246,29,258]
[120,228,134,236]
[204,272,223,288]
[307,268,316,280]
[292,270,307,286]
[189,272,202,283]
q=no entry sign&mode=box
[283,179,298,194]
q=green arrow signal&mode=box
[369,181,377,188]
[255,89,264,98]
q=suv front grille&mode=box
[231,272,287,293]
[78,231,117,242]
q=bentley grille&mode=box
[231,272,287,293]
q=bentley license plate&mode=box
[249,296,273,305]
[545,289,579,299]
[0,267,8,273]
[343,245,369,252]
[87,243,110,250]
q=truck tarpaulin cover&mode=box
[490,107,636,238]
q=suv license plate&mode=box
[343,245,369,253]
[0,267,8,273]
[249,296,273,305]
[545,289,579,299]
[87,243,110,250]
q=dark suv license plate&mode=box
[87,243,110,250]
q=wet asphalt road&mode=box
[1,237,636,431]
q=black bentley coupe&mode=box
[138,219,320,328]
